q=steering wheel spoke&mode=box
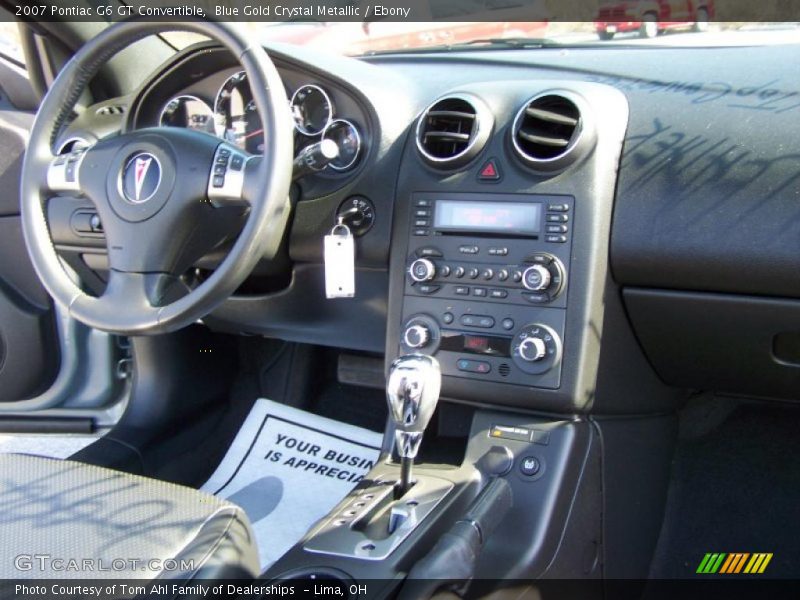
[46,146,90,195]
[206,144,254,207]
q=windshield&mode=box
[164,20,800,56]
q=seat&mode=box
[0,454,259,580]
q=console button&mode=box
[409,258,436,282]
[415,199,432,207]
[417,247,443,257]
[459,245,479,255]
[522,265,551,291]
[519,456,541,477]
[454,267,466,278]
[497,269,509,282]
[415,209,431,217]
[460,315,495,328]
[490,289,508,299]
[522,292,551,304]
[442,312,454,325]
[457,359,491,374]
[472,287,487,297]
[546,224,568,234]
[439,265,451,277]
[546,214,569,223]
[467,268,479,279]
[454,286,470,295]
[413,229,429,236]
[482,269,494,280]
[512,270,523,283]
[417,284,440,295]
[502,318,515,330]
[547,203,569,212]
[488,247,509,256]
[414,219,430,227]
[546,235,568,243]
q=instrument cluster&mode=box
[156,73,363,172]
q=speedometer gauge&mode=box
[291,84,333,136]
[160,95,215,134]
[214,71,264,154]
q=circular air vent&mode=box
[416,94,492,169]
[512,93,589,171]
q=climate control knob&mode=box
[518,337,547,362]
[522,264,552,291]
[409,258,436,282]
[403,324,430,349]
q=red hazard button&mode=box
[478,159,501,182]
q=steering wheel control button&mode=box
[230,155,244,170]
[409,258,436,282]
[519,456,541,477]
[457,359,491,374]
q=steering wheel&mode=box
[20,20,294,335]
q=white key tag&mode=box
[324,222,355,298]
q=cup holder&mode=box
[268,567,355,599]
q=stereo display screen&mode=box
[434,200,541,235]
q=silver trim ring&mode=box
[511,91,584,166]
[321,118,362,172]
[414,93,485,167]
[159,94,215,131]
[291,83,334,137]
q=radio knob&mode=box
[518,337,547,362]
[522,265,552,291]
[403,324,430,349]
[409,258,436,282]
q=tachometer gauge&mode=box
[159,95,215,134]
[214,71,264,154]
[291,84,333,136]
[321,119,362,171]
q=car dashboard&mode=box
[49,39,800,414]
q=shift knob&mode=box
[386,354,441,460]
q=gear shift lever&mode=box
[386,354,441,496]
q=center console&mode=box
[400,191,573,390]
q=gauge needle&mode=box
[239,128,264,140]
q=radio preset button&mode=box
[513,270,523,283]
[409,258,436,282]
[467,268,480,279]
[473,287,487,297]
[522,265,552,291]
[439,265,451,277]
[482,269,494,280]
[454,286,470,295]
[497,269,509,281]
[454,267,466,278]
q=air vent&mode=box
[96,105,126,116]
[498,363,511,378]
[416,94,492,169]
[512,93,586,170]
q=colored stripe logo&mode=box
[696,552,773,574]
